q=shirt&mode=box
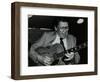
[52,34,68,50]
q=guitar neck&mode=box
[55,42,87,58]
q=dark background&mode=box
[28,15,88,66]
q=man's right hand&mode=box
[37,54,53,66]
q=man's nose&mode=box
[62,29,67,33]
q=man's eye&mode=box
[60,27,69,29]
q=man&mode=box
[29,18,80,66]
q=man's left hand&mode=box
[64,52,75,61]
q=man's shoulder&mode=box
[44,31,56,36]
[68,34,76,40]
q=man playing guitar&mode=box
[29,18,80,66]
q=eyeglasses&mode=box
[59,26,69,29]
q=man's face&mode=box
[57,21,69,38]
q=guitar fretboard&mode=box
[55,42,87,58]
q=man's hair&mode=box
[54,17,69,28]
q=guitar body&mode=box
[35,42,87,66]
[35,43,64,65]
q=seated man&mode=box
[29,18,80,66]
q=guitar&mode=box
[35,42,87,66]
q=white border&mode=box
[20,6,95,75]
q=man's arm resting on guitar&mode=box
[29,32,49,65]
[30,46,52,65]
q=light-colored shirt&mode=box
[52,34,68,50]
